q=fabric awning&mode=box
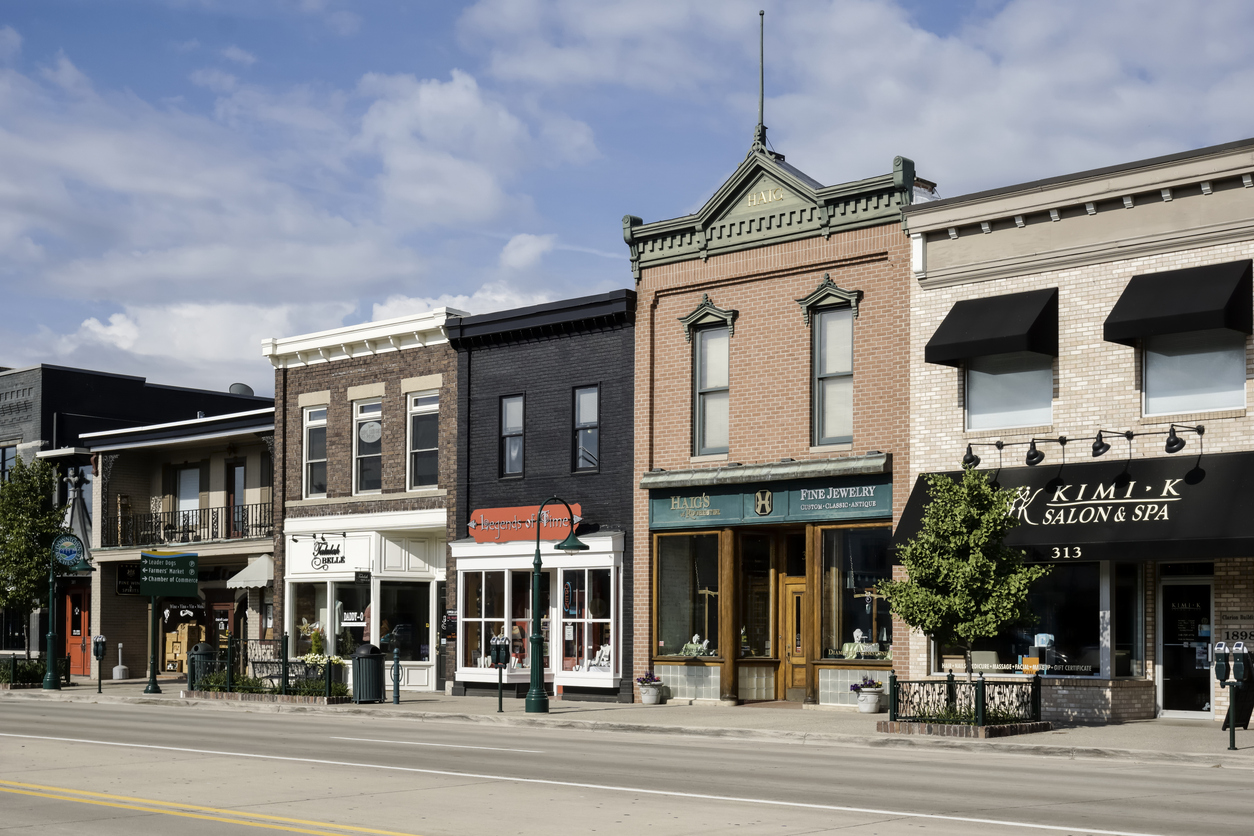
[226,554,274,589]
[893,451,1254,563]
[924,288,1058,366]
[1103,259,1252,346]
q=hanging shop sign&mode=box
[467,504,583,544]
[139,551,199,598]
[894,451,1254,563]
[649,475,891,530]
[116,562,141,596]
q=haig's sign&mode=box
[467,504,583,544]
[650,475,891,530]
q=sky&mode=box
[2,0,1254,397]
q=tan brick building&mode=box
[626,124,934,705]
[899,137,1254,723]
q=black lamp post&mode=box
[525,496,588,714]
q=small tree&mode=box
[879,465,1050,680]
[0,455,65,657]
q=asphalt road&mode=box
[0,700,1250,836]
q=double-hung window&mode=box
[814,307,853,445]
[303,408,327,498]
[354,400,383,494]
[966,352,1053,430]
[408,392,439,489]
[500,394,524,476]
[694,327,729,455]
[0,445,15,483]
[573,385,598,472]
[1143,331,1246,415]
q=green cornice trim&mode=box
[678,294,738,343]
[796,274,863,325]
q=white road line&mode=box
[331,736,541,753]
[0,732,1163,836]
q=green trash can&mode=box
[187,642,216,691]
[351,644,385,704]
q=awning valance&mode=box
[924,288,1058,367]
[226,554,274,589]
[893,451,1254,563]
[1103,259,1252,346]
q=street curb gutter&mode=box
[2,690,1249,769]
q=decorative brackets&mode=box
[796,274,863,325]
[678,294,739,343]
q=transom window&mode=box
[814,307,853,445]
[1143,330,1246,415]
[303,407,327,498]
[966,352,1053,431]
[695,327,729,455]
[573,385,599,472]
[354,400,383,494]
[500,395,524,476]
[408,392,439,489]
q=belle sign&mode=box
[467,504,583,544]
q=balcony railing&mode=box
[103,503,272,548]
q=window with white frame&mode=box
[814,307,853,445]
[303,407,327,498]
[573,385,598,472]
[966,352,1053,430]
[560,568,613,673]
[694,326,729,455]
[354,400,383,494]
[1143,330,1247,415]
[408,391,439,489]
[500,394,524,476]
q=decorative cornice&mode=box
[796,274,863,325]
[639,452,890,490]
[678,294,739,343]
[261,308,467,369]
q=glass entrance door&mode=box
[1160,582,1213,714]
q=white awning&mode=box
[227,554,274,589]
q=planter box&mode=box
[877,720,1052,738]
[181,690,351,705]
[0,683,44,690]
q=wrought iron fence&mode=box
[186,634,346,698]
[1,655,71,686]
[888,671,1041,726]
[103,503,272,547]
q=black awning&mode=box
[924,288,1058,367]
[893,451,1254,563]
[1103,259,1252,346]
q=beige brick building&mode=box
[900,137,1254,723]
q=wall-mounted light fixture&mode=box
[963,425,1204,470]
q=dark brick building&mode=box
[447,290,636,702]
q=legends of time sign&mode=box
[650,476,891,529]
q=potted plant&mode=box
[850,675,884,713]
[637,671,663,705]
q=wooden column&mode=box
[805,523,820,705]
[719,527,737,702]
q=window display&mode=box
[1114,563,1144,677]
[461,568,551,672]
[293,582,328,657]
[739,534,771,657]
[821,527,893,660]
[657,533,719,656]
[334,582,370,655]
[379,581,430,662]
[561,568,613,672]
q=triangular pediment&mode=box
[696,150,823,230]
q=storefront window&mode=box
[739,534,771,657]
[1114,563,1145,677]
[561,568,613,672]
[334,582,369,655]
[821,527,893,660]
[657,533,719,656]
[507,570,551,670]
[934,561,1101,677]
[293,582,328,657]
[379,581,430,662]
[462,570,505,668]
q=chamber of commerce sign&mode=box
[649,475,891,530]
[467,504,583,544]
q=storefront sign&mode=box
[287,534,370,577]
[116,562,141,596]
[896,451,1254,563]
[649,476,891,530]
[354,571,371,584]
[311,540,345,570]
[51,533,85,567]
[139,551,199,598]
[467,504,583,544]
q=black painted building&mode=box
[447,290,636,702]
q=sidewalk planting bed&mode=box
[878,720,1052,738]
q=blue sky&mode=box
[2,0,1253,396]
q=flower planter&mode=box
[856,688,884,713]
[639,683,663,705]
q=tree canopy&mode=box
[0,455,65,655]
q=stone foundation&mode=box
[878,720,1052,738]
[1041,678,1155,724]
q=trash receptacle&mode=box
[352,644,385,704]
[187,642,216,691]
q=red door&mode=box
[66,590,90,676]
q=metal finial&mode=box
[754,10,766,148]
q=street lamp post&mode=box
[525,496,588,714]
[45,533,94,690]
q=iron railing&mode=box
[103,503,272,547]
[186,634,345,698]
[888,671,1041,726]
[1,655,70,686]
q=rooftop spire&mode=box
[752,9,767,151]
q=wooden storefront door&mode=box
[779,577,808,701]
[65,590,90,676]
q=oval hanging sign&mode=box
[51,533,85,567]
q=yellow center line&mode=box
[0,780,426,836]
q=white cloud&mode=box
[0,26,22,64]
[40,52,92,95]
[371,281,553,321]
[221,46,257,66]
[499,233,556,270]
[172,38,200,53]
[190,67,238,93]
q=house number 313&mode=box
[1050,546,1083,559]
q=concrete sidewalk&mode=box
[5,674,1253,767]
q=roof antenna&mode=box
[753,9,767,151]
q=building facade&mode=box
[626,129,934,704]
[447,291,636,702]
[899,137,1254,722]
[264,310,462,692]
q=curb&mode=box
[3,689,1250,768]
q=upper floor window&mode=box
[1143,331,1246,415]
[695,326,729,455]
[814,307,853,445]
[500,394,524,477]
[966,352,1053,431]
[303,408,327,498]
[573,385,599,472]
[409,392,439,489]
[0,445,15,483]
[354,400,383,494]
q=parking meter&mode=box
[92,636,107,693]
[1234,642,1249,682]
[1215,641,1230,684]
[490,634,509,713]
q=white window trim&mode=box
[303,407,327,499]
[353,398,383,496]
[407,390,440,490]
[573,384,599,473]
[694,326,730,456]
[813,306,854,446]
